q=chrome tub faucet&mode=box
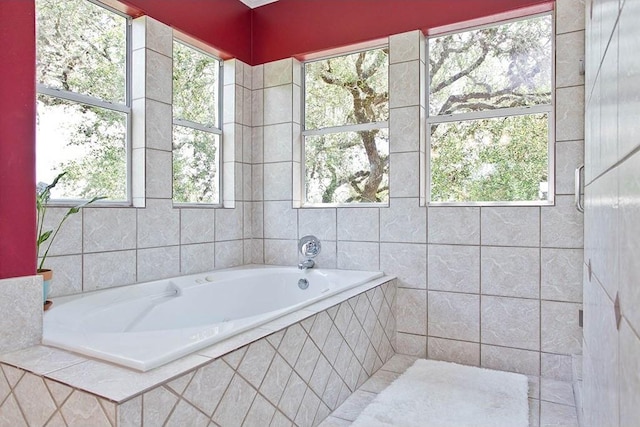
[298,235,321,270]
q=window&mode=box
[303,48,389,205]
[427,14,553,204]
[36,0,130,201]
[172,40,222,205]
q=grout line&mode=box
[538,205,543,378]
[478,206,483,365]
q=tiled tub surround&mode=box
[43,267,384,371]
[0,278,397,426]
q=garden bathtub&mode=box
[43,266,384,371]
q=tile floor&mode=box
[319,354,579,427]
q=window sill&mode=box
[427,199,555,208]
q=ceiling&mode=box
[238,0,278,8]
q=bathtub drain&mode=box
[298,278,309,290]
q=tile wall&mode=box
[34,0,584,388]
[252,0,585,387]
[39,17,253,297]
[582,0,640,425]
[0,276,41,354]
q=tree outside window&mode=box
[36,0,129,201]
[304,48,389,205]
[172,41,222,205]
[428,14,553,203]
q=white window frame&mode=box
[301,45,390,208]
[171,38,224,208]
[36,0,132,206]
[426,12,555,207]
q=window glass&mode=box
[36,0,126,104]
[173,126,220,204]
[304,48,389,204]
[35,0,129,201]
[430,113,549,202]
[305,129,389,204]
[173,41,219,128]
[172,41,222,205]
[428,15,553,204]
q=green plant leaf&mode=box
[37,230,52,246]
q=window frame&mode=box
[426,12,556,207]
[301,44,390,208]
[171,37,224,208]
[36,0,132,206]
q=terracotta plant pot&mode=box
[37,269,53,304]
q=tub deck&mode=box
[0,266,396,409]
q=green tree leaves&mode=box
[304,49,389,204]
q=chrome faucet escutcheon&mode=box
[298,235,321,270]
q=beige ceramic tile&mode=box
[481,296,540,351]
[13,373,57,426]
[180,209,215,244]
[45,254,83,297]
[427,244,479,293]
[379,198,426,243]
[331,390,376,422]
[390,30,421,64]
[298,209,337,241]
[264,59,293,87]
[396,289,427,335]
[0,395,28,427]
[428,207,480,245]
[337,208,379,242]
[541,248,583,303]
[117,395,142,427]
[47,354,211,403]
[389,61,420,108]
[427,337,480,367]
[264,85,293,125]
[143,386,178,425]
[428,291,479,342]
[212,374,257,426]
[481,207,540,247]
[541,378,576,406]
[83,208,137,252]
[481,246,540,299]
[0,345,86,376]
[540,401,578,427]
[390,106,420,152]
[541,352,574,382]
[395,333,426,358]
[60,390,113,427]
[137,246,180,282]
[480,345,540,376]
[337,242,380,271]
[0,276,42,354]
[541,301,582,355]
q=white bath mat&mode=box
[351,359,528,427]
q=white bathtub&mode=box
[43,267,384,371]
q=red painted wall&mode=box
[0,1,37,279]
[252,0,553,64]
[120,0,252,63]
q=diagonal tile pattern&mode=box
[0,280,396,427]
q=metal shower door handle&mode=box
[575,164,584,213]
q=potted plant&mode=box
[37,172,104,306]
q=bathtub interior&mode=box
[43,266,385,371]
